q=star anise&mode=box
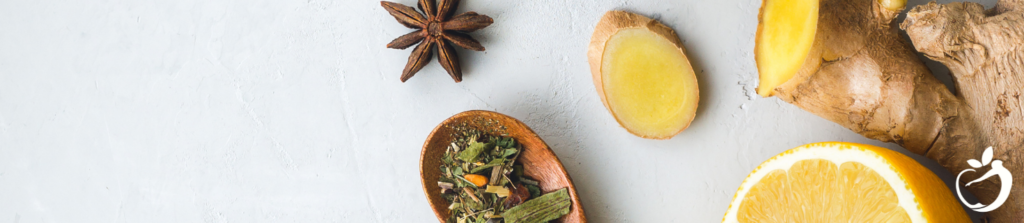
[381,0,493,83]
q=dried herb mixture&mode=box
[438,127,570,223]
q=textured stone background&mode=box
[0,0,996,222]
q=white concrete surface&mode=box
[0,0,996,222]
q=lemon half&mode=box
[723,142,970,222]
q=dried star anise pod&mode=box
[381,0,493,83]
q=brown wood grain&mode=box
[419,110,586,223]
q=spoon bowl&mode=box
[420,110,586,222]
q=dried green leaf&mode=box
[470,158,505,173]
[502,189,571,223]
[443,154,455,165]
[502,148,518,158]
[497,137,515,148]
[454,166,464,176]
[465,195,484,209]
[458,141,488,162]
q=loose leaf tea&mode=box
[438,127,571,223]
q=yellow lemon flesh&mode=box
[723,142,970,223]
[601,28,698,139]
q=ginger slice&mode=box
[754,0,819,96]
[588,11,699,139]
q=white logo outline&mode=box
[955,146,1012,212]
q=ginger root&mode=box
[757,0,1024,221]
[588,11,699,139]
[902,1,1024,221]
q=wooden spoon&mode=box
[420,110,586,222]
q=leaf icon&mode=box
[982,146,994,166]
[967,159,983,169]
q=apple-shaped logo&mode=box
[956,147,1012,212]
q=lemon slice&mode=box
[722,142,969,223]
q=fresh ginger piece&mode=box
[754,0,818,96]
[753,0,1024,221]
[601,29,698,138]
[588,11,699,139]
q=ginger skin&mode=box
[901,1,1024,221]
[760,0,1024,221]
